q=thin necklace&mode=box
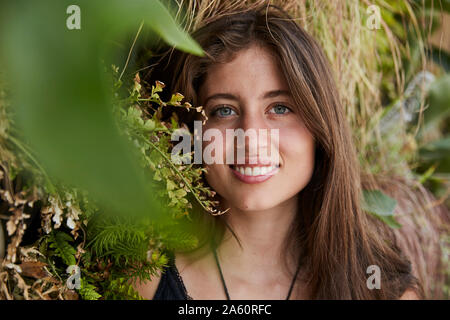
[212,245,301,300]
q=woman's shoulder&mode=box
[399,288,420,300]
[132,268,163,300]
[133,251,193,300]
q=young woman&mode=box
[134,5,421,300]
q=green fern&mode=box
[102,278,145,300]
[87,216,149,263]
[78,278,101,300]
[159,228,199,252]
[49,231,77,266]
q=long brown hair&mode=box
[152,5,421,299]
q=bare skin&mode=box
[133,248,419,300]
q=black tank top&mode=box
[152,251,193,300]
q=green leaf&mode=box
[418,165,437,184]
[78,278,101,300]
[103,278,145,300]
[166,180,176,191]
[174,189,187,198]
[424,75,450,129]
[144,119,156,131]
[0,1,197,221]
[49,231,77,266]
[419,135,450,174]
[134,1,204,56]
[362,189,402,229]
[153,170,162,181]
[168,93,184,106]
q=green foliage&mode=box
[362,189,402,229]
[78,278,102,300]
[49,231,77,266]
[416,75,450,204]
[0,63,218,300]
[0,0,215,298]
[113,69,222,217]
[0,0,203,225]
[88,221,147,262]
[102,278,145,300]
[423,75,450,131]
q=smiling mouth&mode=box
[229,164,281,184]
[229,164,280,176]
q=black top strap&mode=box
[211,241,300,300]
[212,244,231,300]
[152,251,193,300]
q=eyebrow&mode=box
[203,89,291,106]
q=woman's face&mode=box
[198,44,315,212]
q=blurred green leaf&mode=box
[362,189,402,228]
[421,135,450,155]
[429,46,450,72]
[0,0,203,220]
[420,135,450,173]
[424,75,450,129]
[418,164,437,184]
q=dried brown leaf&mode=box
[19,261,49,279]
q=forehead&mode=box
[199,45,289,102]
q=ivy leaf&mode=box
[362,189,402,229]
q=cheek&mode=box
[203,164,222,188]
[199,122,316,212]
[201,128,229,190]
[279,126,315,181]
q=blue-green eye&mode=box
[213,106,237,117]
[269,104,291,115]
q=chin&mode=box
[226,192,281,212]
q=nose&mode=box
[233,109,274,162]
[239,109,267,132]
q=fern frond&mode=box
[49,231,77,266]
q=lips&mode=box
[229,163,280,184]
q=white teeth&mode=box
[260,166,267,175]
[233,165,278,176]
